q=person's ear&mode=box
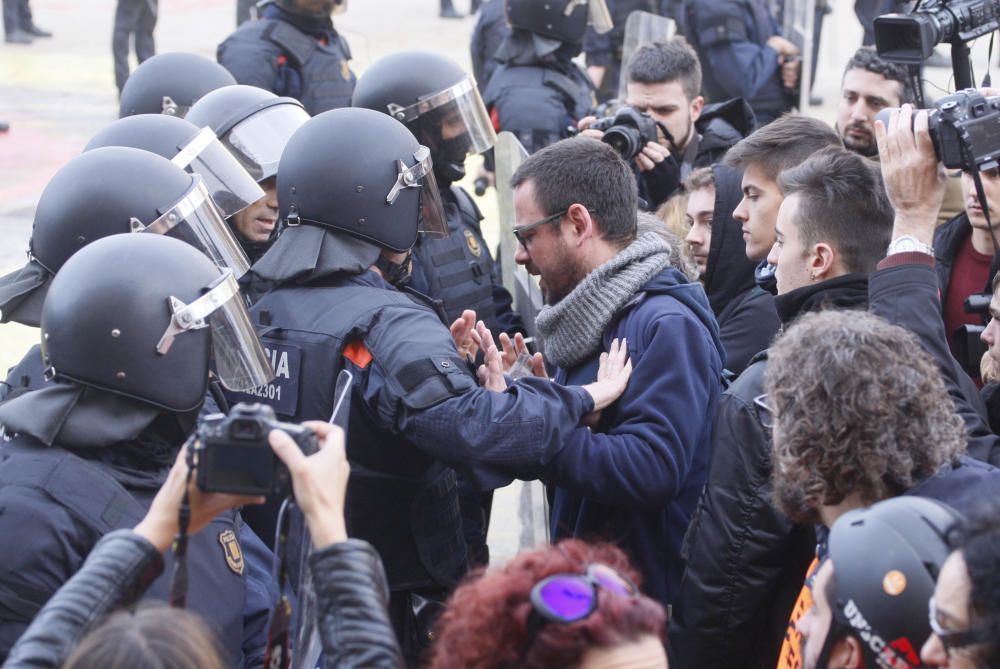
[811,242,837,280]
[565,203,596,245]
[843,636,865,669]
[690,95,705,122]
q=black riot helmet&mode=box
[274,0,346,18]
[352,51,496,184]
[85,114,265,219]
[40,234,273,412]
[820,497,965,669]
[185,85,310,183]
[505,0,612,44]
[0,147,249,327]
[118,52,237,119]
[277,107,448,252]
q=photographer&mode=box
[872,101,1000,466]
[4,422,404,669]
[580,37,755,210]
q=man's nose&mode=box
[514,243,530,265]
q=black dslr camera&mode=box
[876,89,1000,173]
[590,107,660,161]
[953,293,992,377]
[195,402,318,497]
[875,0,1000,64]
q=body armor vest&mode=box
[226,279,469,592]
[0,437,247,664]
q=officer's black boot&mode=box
[440,0,463,18]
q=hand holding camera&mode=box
[269,421,351,549]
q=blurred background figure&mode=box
[112,0,158,96]
[441,0,481,19]
[3,0,49,44]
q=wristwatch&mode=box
[886,235,934,257]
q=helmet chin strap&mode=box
[374,250,413,286]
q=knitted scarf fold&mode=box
[536,231,672,368]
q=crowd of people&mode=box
[1,0,1000,668]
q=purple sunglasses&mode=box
[529,563,638,624]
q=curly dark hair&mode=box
[949,500,1000,668]
[426,539,667,669]
[765,310,967,524]
[843,47,915,105]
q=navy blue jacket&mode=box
[547,267,724,608]
[688,0,789,123]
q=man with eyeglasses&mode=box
[509,136,725,612]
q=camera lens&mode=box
[603,126,641,161]
[231,419,262,441]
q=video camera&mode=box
[590,106,660,161]
[876,89,1000,173]
[953,293,992,377]
[195,402,318,497]
[874,0,1000,64]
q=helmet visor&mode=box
[156,270,274,391]
[135,176,251,278]
[172,127,266,218]
[223,103,311,182]
[386,145,448,239]
[389,76,497,158]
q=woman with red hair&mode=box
[428,539,669,669]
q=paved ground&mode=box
[0,0,992,558]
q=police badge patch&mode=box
[218,529,245,575]
[464,229,482,257]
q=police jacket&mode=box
[217,4,356,115]
[687,0,789,123]
[483,31,594,154]
[407,185,523,337]
[470,0,509,92]
[548,268,725,609]
[0,344,43,404]
[671,273,869,669]
[3,531,404,669]
[228,266,596,594]
[867,256,1000,466]
[702,164,778,376]
[0,386,275,668]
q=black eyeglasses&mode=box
[512,209,568,249]
[928,596,993,654]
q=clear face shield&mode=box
[156,270,274,391]
[385,145,449,239]
[131,175,252,278]
[172,127,266,218]
[388,76,497,162]
[223,103,312,182]
[564,0,613,34]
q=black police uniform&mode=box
[230,244,594,661]
[583,0,658,103]
[687,0,790,124]
[0,394,274,668]
[217,3,356,116]
[483,32,595,154]
[469,0,509,92]
[407,186,522,337]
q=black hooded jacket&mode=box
[702,164,779,377]
[670,274,869,669]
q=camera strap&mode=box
[168,438,198,609]
[967,159,1000,287]
[263,497,295,669]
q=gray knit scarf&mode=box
[536,231,672,368]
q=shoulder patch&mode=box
[218,529,245,575]
[464,229,482,257]
[344,339,373,369]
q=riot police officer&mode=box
[85,112,267,222]
[217,0,355,116]
[482,0,601,154]
[0,233,276,666]
[233,107,627,664]
[0,147,250,402]
[118,51,238,118]
[352,51,522,338]
[186,85,311,267]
